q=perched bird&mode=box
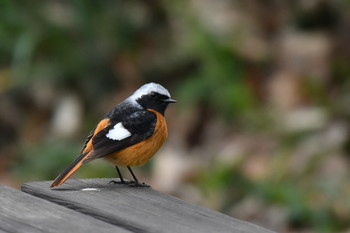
[50,83,176,187]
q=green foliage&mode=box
[12,138,120,183]
[177,29,255,122]
[12,139,81,182]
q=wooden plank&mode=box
[0,185,130,233]
[22,178,275,233]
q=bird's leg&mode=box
[109,166,129,184]
[127,166,139,183]
[127,166,150,187]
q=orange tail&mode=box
[50,152,91,187]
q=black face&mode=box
[136,92,176,115]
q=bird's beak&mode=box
[163,98,176,103]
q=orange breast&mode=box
[105,109,168,166]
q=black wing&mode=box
[83,110,157,163]
[80,128,95,154]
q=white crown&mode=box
[127,83,171,104]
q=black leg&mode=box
[127,166,150,188]
[127,166,139,183]
[109,166,128,184]
[115,166,125,183]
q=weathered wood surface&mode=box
[22,178,275,233]
[0,185,129,233]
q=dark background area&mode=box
[1,1,350,232]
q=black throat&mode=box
[136,94,170,116]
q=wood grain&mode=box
[0,185,129,233]
[22,178,275,233]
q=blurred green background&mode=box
[1,1,350,232]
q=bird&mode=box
[50,83,176,187]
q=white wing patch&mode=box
[106,122,132,141]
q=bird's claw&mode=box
[128,182,150,188]
[109,179,133,185]
[109,179,149,188]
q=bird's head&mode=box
[128,83,176,115]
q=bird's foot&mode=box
[128,182,150,188]
[109,179,134,185]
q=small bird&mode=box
[50,83,176,187]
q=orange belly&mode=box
[105,110,168,166]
